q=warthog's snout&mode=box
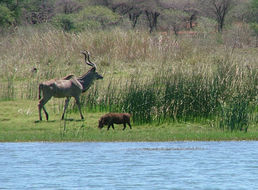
[98,119,104,129]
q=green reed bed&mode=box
[78,56,257,131]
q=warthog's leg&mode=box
[127,121,132,129]
[75,96,84,120]
[38,96,51,121]
[61,97,70,120]
[123,123,126,130]
[107,123,115,130]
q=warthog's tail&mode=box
[38,83,43,100]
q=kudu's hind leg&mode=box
[38,96,51,121]
[75,96,84,120]
[38,105,43,121]
[42,107,49,121]
[61,97,70,120]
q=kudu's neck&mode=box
[77,68,95,92]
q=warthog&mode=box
[98,113,132,130]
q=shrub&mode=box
[51,6,120,32]
[53,14,75,31]
[0,5,15,27]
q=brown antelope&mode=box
[38,51,103,121]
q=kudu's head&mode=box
[81,50,103,80]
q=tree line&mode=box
[0,0,257,37]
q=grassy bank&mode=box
[0,100,257,142]
[0,28,257,141]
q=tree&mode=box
[161,9,188,35]
[140,0,161,33]
[145,10,160,33]
[0,4,15,26]
[111,0,161,33]
[183,7,198,29]
[200,0,235,32]
[23,0,55,24]
[166,0,199,30]
[55,0,82,14]
[129,8,142,28]
[111,1,143,28]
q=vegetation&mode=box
[52,6,121,32]
[0,0,257,33]
[0,101,257,142]
[0,0,257,141]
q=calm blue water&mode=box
[0,141,257,190]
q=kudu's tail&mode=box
[38,83,43,100]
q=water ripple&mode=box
[129,147,206,151]
[0,141,257,190]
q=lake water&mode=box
[0,141,257,190]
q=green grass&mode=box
[0,100,257,142]
[0,28,257,141]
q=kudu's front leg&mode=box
[75,96,84,120]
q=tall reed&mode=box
[76,57,256,131]
[0,77,15,101]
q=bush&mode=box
[223,23,253,48]
[0,5,15,27]
[77,6,120,28]
[54,14,75,31]
[195,17,217,34]
[250,23,258,47]
[51,6,120,32]
[160,9,189,35]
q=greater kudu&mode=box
[38,51,103,121]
